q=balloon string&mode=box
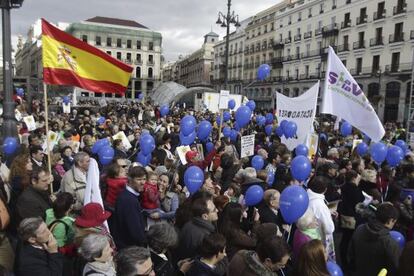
[286,224,292,242]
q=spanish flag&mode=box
[42,18,133,95]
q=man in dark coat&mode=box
[176,194,218,261]
[112,166,148,249]
[16,168,52,223]
[348,203,401,276]
[15,217,63,276]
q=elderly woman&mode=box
[78,233,116,276]
[292,208,321,259]
[147,222,183,276]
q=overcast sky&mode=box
[9,0,281,62]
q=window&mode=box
[148,68,153,78]
[136,53,141,62]
[95,36,101,46]
[117,38,122,48]
[372,55,380,72]
[127,40,132,48]
[305,65,309,77]
[136,67,141,78]
[320,3,324,13]
[298,12,302,21]
[391,52,400,72]
[106,51,111,56]
[136,40,141,49]
[116,52,122,60]
[106,37,112,47]
[288,15,292,25]
[148,54,154,64]
[356,57,363,74]
[149,42,154,51]
[126,53,131,61]
[332,0,336,9]
[306,44,310,55]
[308,8,312,17]
[82,35,88,43]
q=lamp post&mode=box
[1,0,24,139]
[216,0,240,90]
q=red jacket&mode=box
[141,182,159,209]
[189,149,216,170]
[105,177,128,207]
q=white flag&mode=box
[322,46,385,142]
[276,82,319,151]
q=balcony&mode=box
[353,40,365,50]
[385,63,412,73]
[337,44,349,52]
[262,44,268,50]
[271,76,284,82]
[341,20,351,29]
[315,28,323,36]
[244,49,249,54]
[373,10,386,20]
[271,57,283,68]
[123,59,132,64]
[322,24,339,36]
[301,49,320,59]
[147,61,154,66]
[134,59,142,65]
[284,37,292,44]
[294,34,302,41]
[356,15,368,25]
[304,31,312,39]
[370,37,384,46]
[389,33,405,43]
[393,3,407,15]
[272,41,285,50]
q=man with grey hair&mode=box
[115,246,155,276]
[60,152,90,211]
[15,217,63,275]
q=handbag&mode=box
[340,214,356,230]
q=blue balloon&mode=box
[370,142,388,164]
[223,127,231,138]
[265,113,274,124]
[265,125,273,136]
[197,120,212,140]
[400,188,414,205]
[235,106,252,128]
[160,105,169,117]
[136,151,152,166]
[386,145,404,167]
[140,134,155,155]
[284,121,297,138]
[230,129,238,142]
[3,137,18,155]
[16,88,24,97]
[327,261,343,276]
[395,139,407,153]
[280,185,309,224]
[275,126,284,137]
[256,115,266,127]
[228,99,236,110]
[280,119,288,130]
[98,146,114,165]
[291,155,312,181]
[62,96,70,104]
[246,100,256,111]
[234,122,240,131]
[206,142,214,153]
[97,116,106,125]
[390,230,405,248]
[223,111,231,122]
[251,155,264,170]
[340,121,352,137]
[356,142,368,156]
[216,115,221,125]
[319,133,328,141]
[245,185,264,206]
[180,115,197,136]
[137,92,144,100]
[267,171,275,186]
[184,166,204,194]
[257,64,271,81]
[180,131,196,146]
[295,144,308,156]
[91,138,110,154]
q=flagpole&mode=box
[43,83,53,193]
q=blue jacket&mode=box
[112,188,147,249]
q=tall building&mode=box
[14,16,162,99]
[173,32,218,87]
[212,18,250,94]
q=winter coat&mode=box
[186,258,220,276]
[227,250,277,276]
[151,251,176,276]
[141,182,159,210]
[45,208,75,247]
[176,217,215,261]
[82,260,116,276]
[348,219,401,276]
[104,177,127,208]
[15,242,63,276]
[339,182,364,217]
[61,167,87,211]
[225,227,256,261]
[16,186,51,222]
[258,205,284,230]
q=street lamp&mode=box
[1,0,24,139]
[216,0,240,90]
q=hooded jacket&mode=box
[227,250,277,276]
[348,219,401,276]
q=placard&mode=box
[42,131,59,152]
[63,103,71,114]
[352,139,363,152]
[176,145,191,165]
[306,133,319,160]
[219,90,230,110]
[112,131,132,150]
[241,134,255,158]
[23,115,36,131]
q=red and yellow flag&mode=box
[42,18,133,95]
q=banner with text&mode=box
[276,81,319,151]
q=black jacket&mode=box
[186,259,220,276]
[15,242,63,276]
[348,219,401,276]
[16,186,51,222]
[258,205,284,229]
[339,182,364,217]
[112,188,147,249]
[151,251,177,276]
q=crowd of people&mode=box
[0,97,413,276]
